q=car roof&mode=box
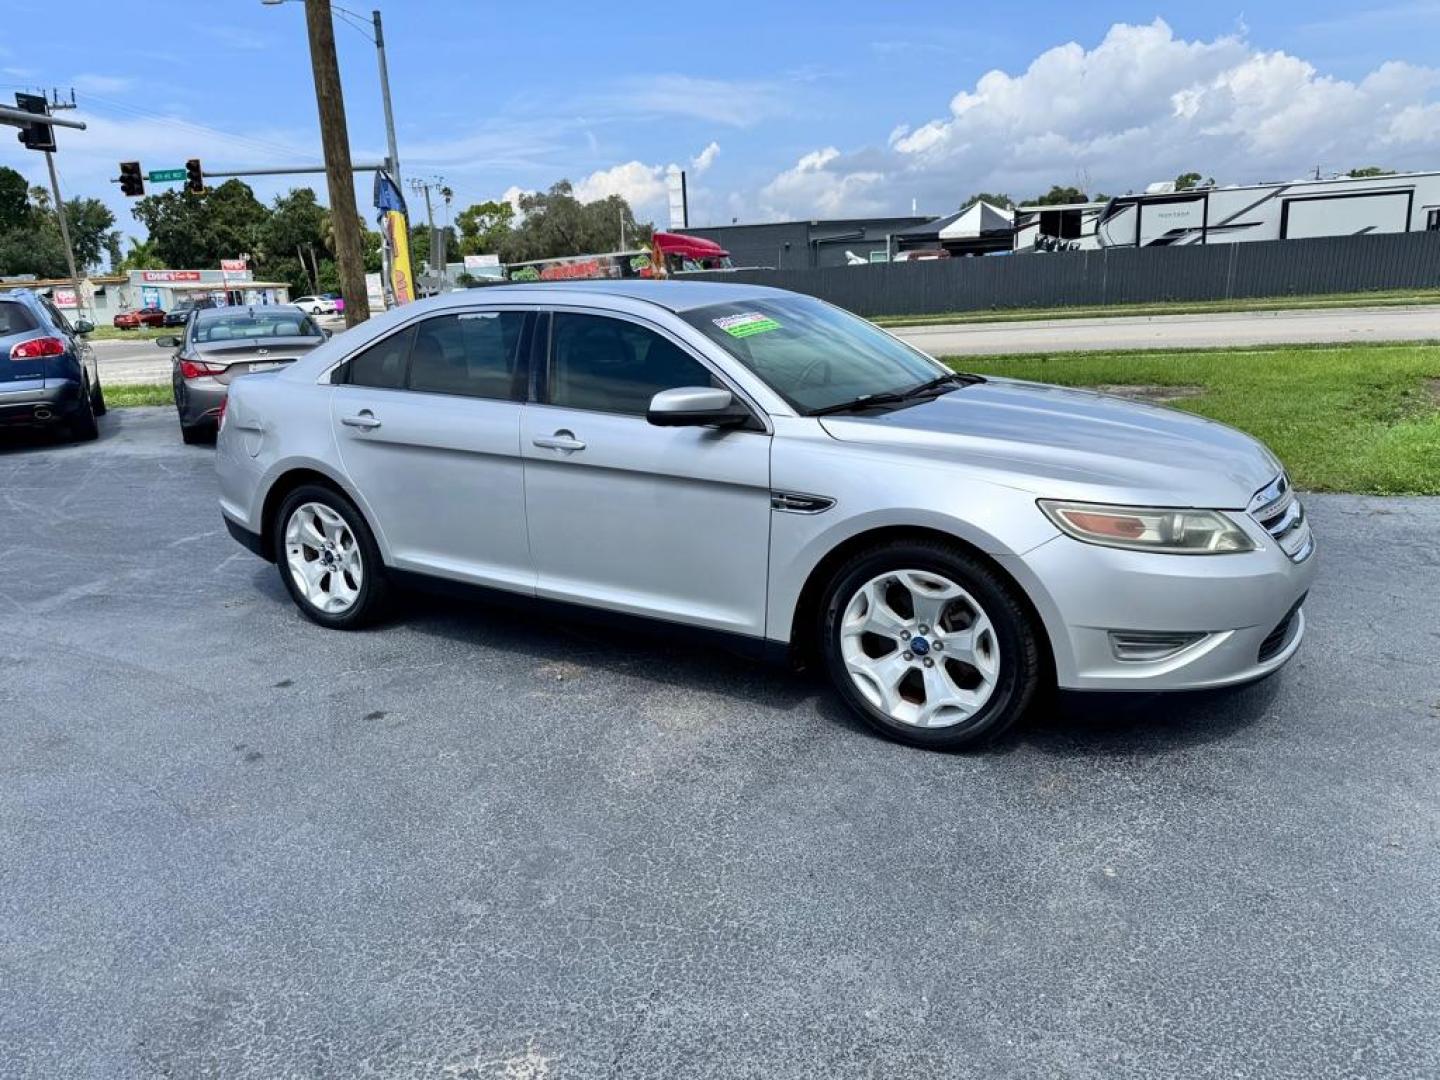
[463,279,791,313]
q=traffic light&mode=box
[185,158,204,194]
[13,92,55,153]
[119,161,144,198]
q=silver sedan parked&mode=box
[160,306,329,443]
[216,282,1314,750]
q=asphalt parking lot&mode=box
[3,408,1438,1079]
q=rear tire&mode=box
[818,539,1043,751]
[69,386,99,442]
[273,483,389,630]
[180,421,211,445]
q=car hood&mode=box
[817,377,1281,509]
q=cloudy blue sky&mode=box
[4,1,1440,241]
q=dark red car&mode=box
[113,307,167,329]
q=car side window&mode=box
[407,311,527,401]
[547,312,717,416]
[336,326,414,389]
[40,297,72,333]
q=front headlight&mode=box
[1038,500,1255,554]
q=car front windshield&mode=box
[192,311,322,344]
[678,296,947,413]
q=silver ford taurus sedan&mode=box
[216,281,1314,750]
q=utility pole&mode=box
[43,91,87,325]
[372,8,400,189]
[410,176,437,290]
[302,0,369,327]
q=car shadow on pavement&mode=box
[1007,677,1285,756]
[252,566,1286,752]
[351,579,819,714]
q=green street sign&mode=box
[148,168,187,182]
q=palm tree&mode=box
[118,237,164,271]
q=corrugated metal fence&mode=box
[690,231,1440,317]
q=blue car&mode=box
[0,289,105,442]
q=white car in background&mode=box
[293,295,338,316]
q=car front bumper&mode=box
[1001,526,1317,692]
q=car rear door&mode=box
[329,308,535,594]
[519,308,772,636]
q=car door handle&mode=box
[532,430,585,452]
[341,411,382,430]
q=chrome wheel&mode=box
[839,569,1000,728]
[284,501,363,614]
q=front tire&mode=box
[273,484,389,629]
[819,539,1043,750]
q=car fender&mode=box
[248,452,396,563]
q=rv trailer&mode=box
[1094,171,1440,248]
[1013,201,1107,252]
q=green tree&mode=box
[117,237,164,271]
[60,197,117,270]
[132,179,267,269]
[960,192,1013,211]
[408,223,459,270]
[1347,166,1396,178]
[499,181,651,263]
[1029,185,1089,206]
[1174,172,1216,191]
[0,167,28,232]
[0,178,108,279]
[456,199,516,255]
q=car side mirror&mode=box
[72,319,94,334]
[155,335,182,348]
[646,386,747,428]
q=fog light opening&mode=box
[1108,630,1208,662]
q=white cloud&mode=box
[70,73,136,94]
[760,147,886,218]
[691,141,720,174]
[499,185,530,214]
[753,19,1440,219]
[573,160,669,211]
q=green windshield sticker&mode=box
[714,312,780,338]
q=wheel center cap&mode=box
[910,636,931,656]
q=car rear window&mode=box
[0,301,39,335]
[193,311,322,343]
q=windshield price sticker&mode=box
[714,312,781,338]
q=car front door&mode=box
[329,308,535,594]
[520,309,772,636]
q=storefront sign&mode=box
[141,287,162,309]
[140,270,202,283]
[53,288,77,309]
[220,259,247,273]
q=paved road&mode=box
[893,303,1440,356]
[3,410,1438,1078]
[92,305,1440,384]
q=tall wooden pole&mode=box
[303,0,369,327]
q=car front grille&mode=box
[1258,594,1306,662]
[1249,473,1313,562]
